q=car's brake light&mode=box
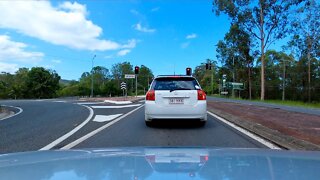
[145,155,155,163]
[200,155,209,163]
[146,90,155,101]
[197,90,206,100]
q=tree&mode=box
[137,65,154,92]
[212,0,302,100]
[288,0,320,102]
[216,24,254,99]
[256,50,295,100]
[111,62,134,93]
[26,67,61,98]
[12,68,29,98]
[193,59,219,95]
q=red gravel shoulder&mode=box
[207,101,320,146]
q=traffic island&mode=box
[79,96,145,103]
[207,101,320,151]
[0,106,14,120]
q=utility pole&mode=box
[211,66,214,95]
[307,35,311,103]
[282,59,286,101]
[232,56,235,98]
[90,54,96,98]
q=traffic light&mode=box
[134,66,139,74]
[186,67,192,76]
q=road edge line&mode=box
[61,105,145,150]
[207,111,281,150]
[39,104,94,150]
[0,105,23,121]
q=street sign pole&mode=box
[121,82,127,98]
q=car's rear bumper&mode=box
[145,100,207,121]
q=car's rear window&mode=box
[151,77,200,90]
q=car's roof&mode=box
[155,75,194,79]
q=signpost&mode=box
[121,82,127,97]
[220,74,244,96]
[125,74,135,79]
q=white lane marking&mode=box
[39,104,94,150]
[93,114,123,122]
[104,100,132,104]
[91,104,141,109]
[61,105,144,150]
[77,102,106,105]
[0,105,23,121]
[207,111,281,150]
[138,100,145,103]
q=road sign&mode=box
[231,82,244,86]
[125,74,135,79]
[121,82,126,90]
[221,91,228,95]
[226,82,244,90]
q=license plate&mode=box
[169,98,184,104]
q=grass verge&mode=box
[210,95,320,109]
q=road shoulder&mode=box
[207,101,320,151]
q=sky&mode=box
[0,0,282,80]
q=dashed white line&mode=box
[91,104,141,109]
[93,114,123,122]
[61,105,144,150]
[39,104,94,150]
[0,105,23,121]
[207,111,281,150]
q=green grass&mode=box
[210,95,320,109]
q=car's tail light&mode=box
[200,155,209,163]
[197,90,206,100]
[146,90,155,101]
[145,155,155,163]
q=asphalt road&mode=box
[208,96,320,116]
[0,99,268,154]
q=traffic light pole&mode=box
[135,75,138,97]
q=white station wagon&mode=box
[145,75,207,126]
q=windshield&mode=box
[0,0,319,179]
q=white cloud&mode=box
[133,23,156,33]
[186,33,197,39]
[151,7,160,12]
[122,39,138,49]
[51,59,61,64]
[0,35,43,63]
[181,42,190,49]
[0,62,18,73]
[117,49,131,56]
[0,1,132,51]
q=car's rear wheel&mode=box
[145,121,152,127]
